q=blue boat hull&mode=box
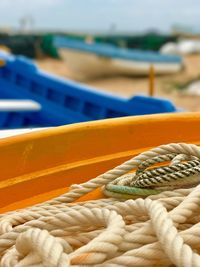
[0,51,179,129]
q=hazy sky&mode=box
[0,0,200,33]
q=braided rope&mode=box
[104,145,200,198]
[1,143,200,266]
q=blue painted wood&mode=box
[0,51,180,129]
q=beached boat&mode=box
[0,112,199,266]
[0,50,180,129]
[54,36,183,78]
[42,32,177,58]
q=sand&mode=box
[37,54,200,112]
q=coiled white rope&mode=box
[1,143,200,266]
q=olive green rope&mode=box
[104,153,200,198]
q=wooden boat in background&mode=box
[54,36,183,78]
[0,112,198,213]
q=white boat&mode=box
[54,36,183,78]
[160,39,200,55]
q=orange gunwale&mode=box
[0,112,199,213]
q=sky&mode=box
[0,0,200,33]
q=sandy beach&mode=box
[37,54,200,112]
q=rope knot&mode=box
[104,143,200,198]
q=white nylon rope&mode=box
[0,143,200,266]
